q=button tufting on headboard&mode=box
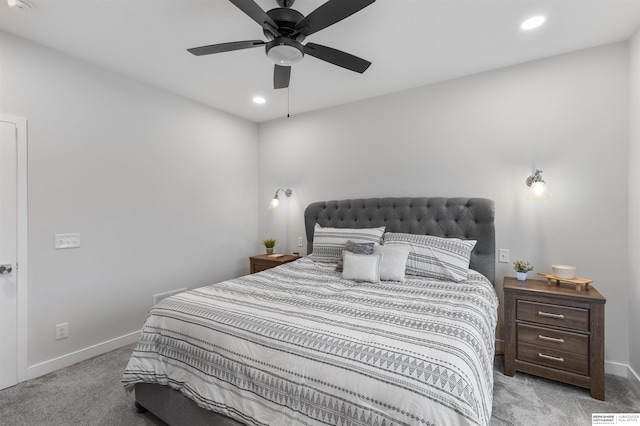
[304,197,496,285]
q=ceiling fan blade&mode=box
[274,65,291,89]
[229,0,279,33]
[294,0,375,36]
[303,43,371,73]
[187,40,265,56]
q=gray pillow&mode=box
[335,240,375,272]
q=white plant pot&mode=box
[516,272,527,281]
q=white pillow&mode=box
[309,224,385,263]
[342,252,383,283]
[383,233,476,282]
[335,241,375,272]
[373,244,410,281]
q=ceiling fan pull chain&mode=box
[287,86,290,118]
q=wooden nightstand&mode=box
[249,254,300,274]
[503,276,606,400]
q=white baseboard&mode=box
[628,364,640,396]
[605,360,630,377]
[605,360,640,393]
[26,330,141,381]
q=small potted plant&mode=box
[263,238,276,255]
[513,260,534,281]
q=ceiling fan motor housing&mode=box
[263,7,306,65]
[263,8,306,41]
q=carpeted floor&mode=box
[492,357,640,425]
[1,343,639,425]
[0,344,162,426]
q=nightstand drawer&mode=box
[517,300,589,331]
[518,343,588,375]
[517,323,588,355]
[252,263,273,273]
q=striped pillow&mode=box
[383,232,476,282]
[310,224,385,263]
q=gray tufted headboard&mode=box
[304,197,496,285]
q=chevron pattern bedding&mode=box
[123,257,499,426]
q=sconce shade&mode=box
[527,181,550,200]
[269,197,280,210]
[268,188,292,210]
[526,169,550,200]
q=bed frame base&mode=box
[135,383,242,426]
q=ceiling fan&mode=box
[187,0,375,89]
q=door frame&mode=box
[0,114,28,383]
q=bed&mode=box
[123,197,498,426]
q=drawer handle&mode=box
[537,311,565,320]
[538,334,565,344]
[538,353,565,363]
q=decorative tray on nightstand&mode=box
[536,272,593,291]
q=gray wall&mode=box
[258,43,632,372]
[0,32,259,368]
[629,28,640,383]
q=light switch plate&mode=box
[498,249,509,263]
[55,233,80,249]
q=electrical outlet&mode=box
[297,237,304,247]
[55,323,69,340]
[498,249,510,263]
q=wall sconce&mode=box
[268,188,292,210]
[526,169,550,200]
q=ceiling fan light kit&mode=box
[188,0,375,89]
[266,38,304,65]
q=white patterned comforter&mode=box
[123,257,499,426]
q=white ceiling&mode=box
[1,0,640,123]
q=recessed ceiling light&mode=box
[252,96,266,105]
[521,15,546,31]
[7,0,33,13]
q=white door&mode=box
[0,116,26,390]
[0,120,18,389]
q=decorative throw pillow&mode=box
[373,244,411,281]
[382,233,476,282]
[309,224,385,263]
[341,252,383,283]
[335,241,375,272]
